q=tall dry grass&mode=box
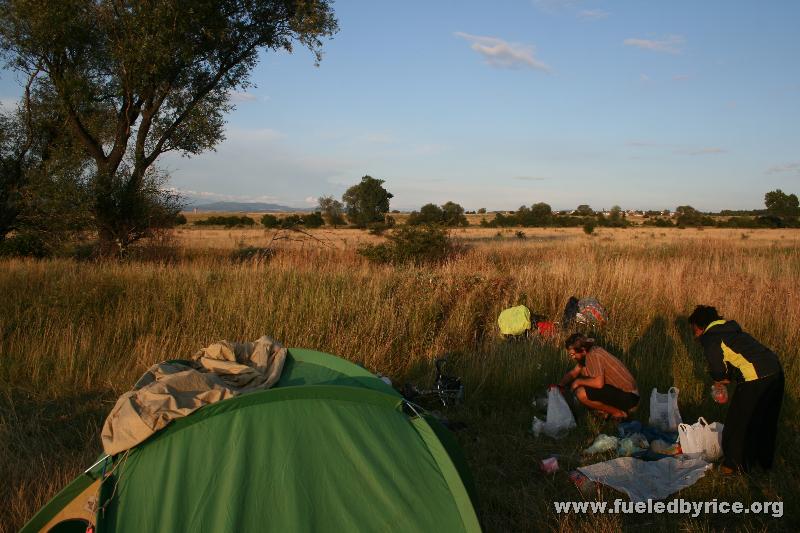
[1,228,798,531]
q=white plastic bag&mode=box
[532,387,576,438]
[678,418,707,457]
[649,387,682,431]
[701,418,724,462]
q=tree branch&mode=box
[142,44,263,169]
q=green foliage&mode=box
[302,211,324,228]
[358,225,455,265]
[493,212,518,227]
[675,205,715,228]
[477,207,486,214]
[230,246,275,262]
[407,203,443,225]
[642,217,675,228]
[0,231,49,257]
[260,214,279,228]
[582,221,596,234]
[195,215,255,228]
[514,202,553,227]
[342,175,393,227]
[318,195,346,226]
[441,201,468,226]
[407,201,468,227]
[574,204,594,216]
[279,214,303,229]
[0,0,338,252]
[174,214,187,225]
[764,189,799,217]
[1,91,92,246]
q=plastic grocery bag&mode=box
[583,434,619,454]
[649,387,682,431]
[701,418,724,462]
[678,418,706,457]
[532,387,576,438]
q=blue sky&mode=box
[2,0,799,211]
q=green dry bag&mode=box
[498,305,531,336]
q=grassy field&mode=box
[1,226,799,532]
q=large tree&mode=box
[342,175,393,227]
[441,201,467,227]
[0,0,337,253]
[764,189,799,217]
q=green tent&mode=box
[23,349,481,533]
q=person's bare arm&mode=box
[559,364,582,388]
[571,373,604,390]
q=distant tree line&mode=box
[642,192,800,228]
[477,203,630,229]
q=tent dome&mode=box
[23,349,480,533]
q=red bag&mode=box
[536,321,557,338]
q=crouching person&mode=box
[558,333,639,420]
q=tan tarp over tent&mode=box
[101,336,286,455]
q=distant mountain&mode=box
[189,201,307,212]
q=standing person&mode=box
[558,333,639,420]
[688,305,784,474]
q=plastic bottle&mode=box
[711,383,728,404]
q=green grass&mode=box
[1,235,798,532]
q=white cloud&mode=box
[169,188,280,203]
[624,35,685,54]
[672,74,690,81]
[454,32,552,72]
[640,73,652,82]
[578,9,609,20]
[766,162,800,175]
[229,91,259,103]
[304,196,317,204]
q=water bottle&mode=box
[711,383,728,404]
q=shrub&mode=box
[174,214,188,225]
[358,224,455,265]
[368,222,389,236]
[195,215,255,228]
[260,214,279,228]
[279,214,302,229]
[302,212,324,228]
[0,233,50,258]
[582,221,596,235]
[230,246,275,262]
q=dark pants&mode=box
[722,372,784,471]
[584,384,640,412]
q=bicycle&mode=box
[401,358,464,408]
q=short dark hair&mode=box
[564,333,595,351]
[688,305,722,330]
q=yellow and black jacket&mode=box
[699,320,782,382]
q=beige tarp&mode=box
[101,336,287,455]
